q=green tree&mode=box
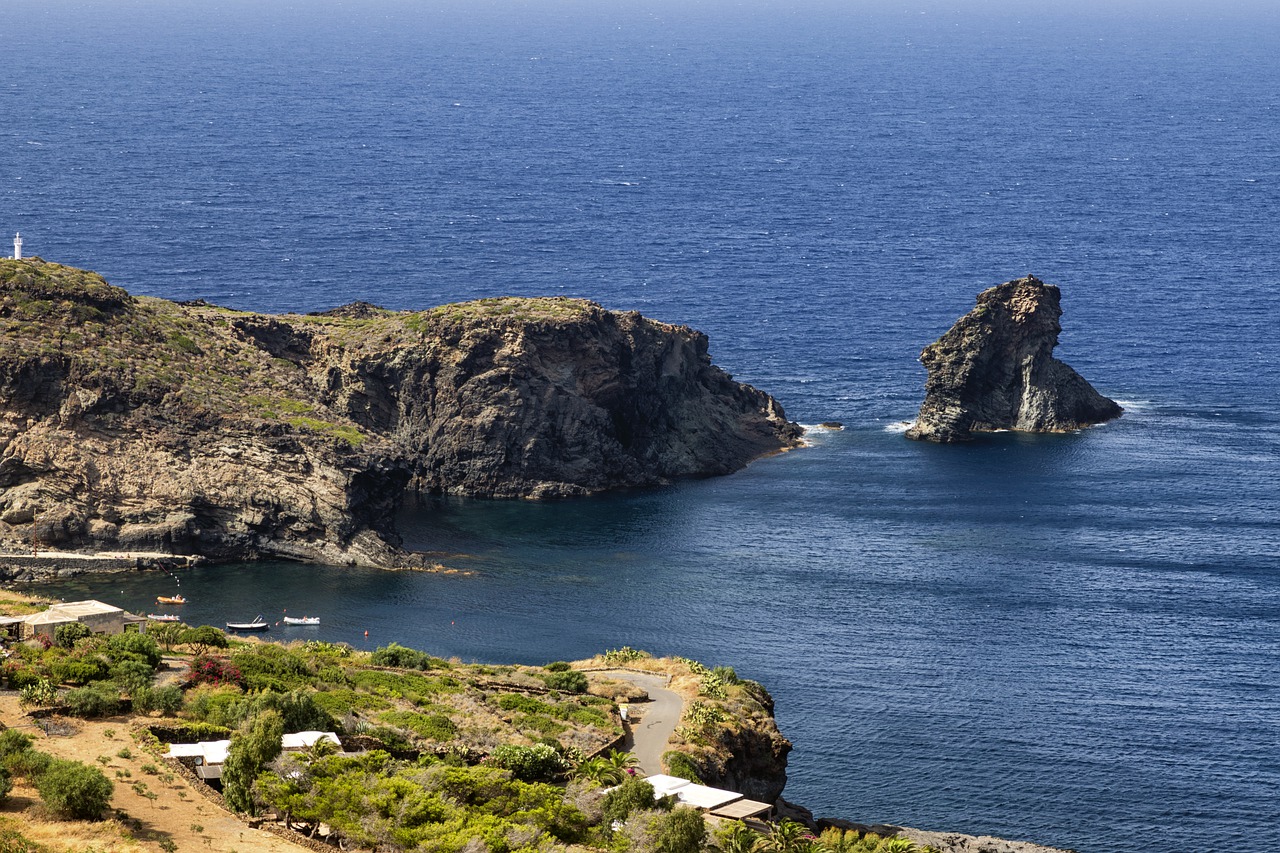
[34,758,114,820]
[650,806,707,853]
[602,776,660,824]
[180,625,228,656]
[222,710,284,814]
[54,622,91,649]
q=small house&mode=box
[22,600,147,641]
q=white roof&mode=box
[166,740,231,764]
[25,600,123,626]
[643,773,743,810]
[166,731,340,765]
[281,731,341,750]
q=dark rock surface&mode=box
[906,276,1121,442]
[0,259,801,568]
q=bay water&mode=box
[6,2,1279,850]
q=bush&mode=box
[62,684,123,718]
[4,748,52,780]
[50,658,110,686]
[663,751,704,783]
[104,632,161,669]
[0,766,11,804]
[542,670,588,694]
[544,661,571,672]
[0,730,35,759]
[133,684,183,715]
[188,656,242,687]
[486,743,568,783]
[602,646,650,665]
[54,622,91,649]
[34,759,114,820]
[602,777,661,824]
[370,642,440,671]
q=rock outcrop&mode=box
[906,276,1121,442]
[0,259,801,568]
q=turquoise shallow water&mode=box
[7,2,1280,851]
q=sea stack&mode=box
[906,276,1121,443]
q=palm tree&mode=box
[574,756,625,786]
[756,820,814,853]
[712,820,759,853]
[603,748,640,774]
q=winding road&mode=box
[602,670,684,775]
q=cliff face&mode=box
[906,276,1121,442]
[0,259,801,567]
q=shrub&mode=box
[188,656,242,687]
[0,730,34,759]
[62,684,123,718]
[602,777,662,824]
[542,670,588,694]
[34,759,114,820]
[370,642,440,671]
[223,711,284,814]
[544,661,571,672]
[486,743,568,783]
[663,751,704,783]
[19,679,56,708]
[104,632,161,669]
[0,766,11,804]
[133,684,183,715]
[50,658,110,686]
[4,748,52,780]
[602,647,650,665]
[54,622,91,649]
[180,626,228,656]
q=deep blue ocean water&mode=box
[5,2,1279,851]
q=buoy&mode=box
[364,630,369,638]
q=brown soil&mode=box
[0,694,308,853]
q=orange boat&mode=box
[156,595,186,605]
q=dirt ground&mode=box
[0,693,307,853]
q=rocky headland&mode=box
[0,259,801,570]
[906,276,1121,443]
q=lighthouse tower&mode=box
[12,233,21,261]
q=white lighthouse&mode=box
[12,233,21,261]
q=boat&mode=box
[147,613,180,622]
[226,615,269,631]
[282,616,320,626]
[156,595,186,605]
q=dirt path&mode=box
[600,670,684,776]
[0,694,307,852]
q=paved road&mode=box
[601,670,683,776]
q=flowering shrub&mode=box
[188,656,242,687]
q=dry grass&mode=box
[0,695,308,852]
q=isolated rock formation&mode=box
[906,276,1121,442]
[0,259,801,568]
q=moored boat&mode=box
[147,613,180,622]
[282,616,320,626]
[156,594,186,605]
[226,615,269,631]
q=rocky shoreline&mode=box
[0,258,801,569]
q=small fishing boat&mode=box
[282,616,320,626]
[147,613,180,622]
[156,595,186,605]
[226,615,269,632]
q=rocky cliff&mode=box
[906,276,1121,442]
[0,259,801,568]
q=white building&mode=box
[12,233,21,260]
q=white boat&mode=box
[147,613,180,622]
[226,615,269,631]
[282,616,320,626]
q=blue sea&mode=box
[5,2,1279,850]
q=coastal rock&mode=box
[0,259,802,567]
[906,276,1121,442]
